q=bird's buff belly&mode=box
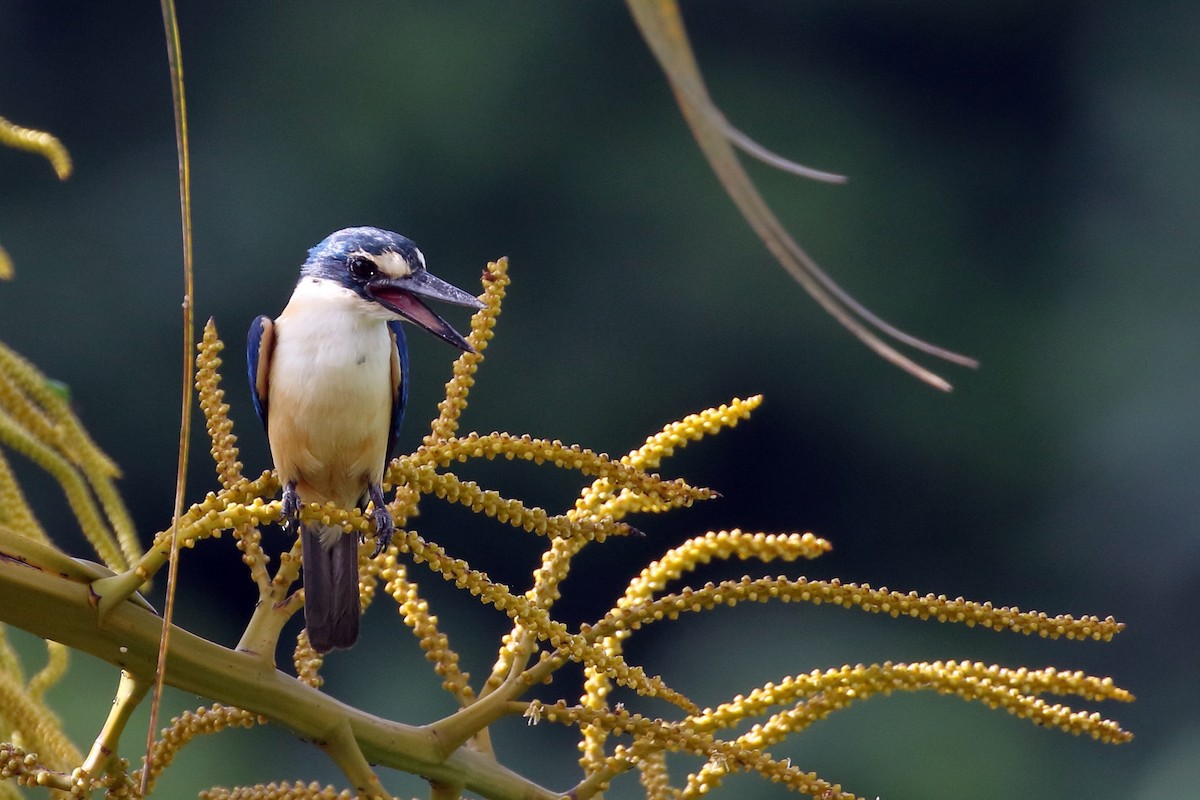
[267,374,390,507]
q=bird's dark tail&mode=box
[301,525,360,652]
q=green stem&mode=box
[81,670,151,776]
[428,634,534,757]
[0,556,558,800]
[234,586,297,661]
[430,780,465,800]
[0,528,153,612]
[571,763,626,800]
[320,718,389,798]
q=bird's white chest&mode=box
[266,285,395,503]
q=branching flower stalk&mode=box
[0,256,1131,800]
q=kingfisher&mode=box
[248,227,482,652]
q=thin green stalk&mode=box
[143,0,197,794]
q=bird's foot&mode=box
[371,507,394,556]
[368,485,393,556]
[281,481,301,535]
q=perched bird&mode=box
[248,227,482,652]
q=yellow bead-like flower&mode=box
[199,781,354,800]
[196,319,244,490]
[425,258,510,446]
[139,704,263,795]
[0,116,71,180]
[0,255,1133,800]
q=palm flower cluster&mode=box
[0,252,1131,800]
[0,115,72,280]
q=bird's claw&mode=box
[367,484,393,557]
[371,506,393,557]
[281,481,301,535]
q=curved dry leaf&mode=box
[625,0,978,390]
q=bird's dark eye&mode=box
[347,256,377,282]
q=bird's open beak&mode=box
[366,269,485,352]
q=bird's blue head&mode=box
[301,226,483,351]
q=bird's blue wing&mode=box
[247,315,275,431]
[386,320,409,462]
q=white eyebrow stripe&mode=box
[377,251,413,278]
[349,248,414,279]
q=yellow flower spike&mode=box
[582,530,828,770]
[575,401,771,767]
[0,339,126,484]
[196,321,244,489]
[292,631,325,689]
[0,668,82,773]
[679,660,1132,797]
[72,462,139,568]
[140,494,375,569]
[0,405,126,570]
[232,520,272,593]
[422,424,715,690]
[426,257,509,447]
[690,661,1131,738]
[642,398,760,461]
[636,749,672,800]
[389,462,632,542]
[0,447,46,541]
[392,527,694,712]
[625,530,831,611]
[384,561,474,705]
[0,252,1132,797]
[0,742,47,787]
[24,641,69,702]
[0,243,11,281]
[0,116,72,180]
[596,575,1123,642]
[354,525,394,613]
[496,457,628,719]
[0,626,24,687]
[573,572,1127,783]
[483,535,590,701]
[135,704,263,795]
[536,701,856,800]
[105,488,288,611]
[411,425,713,696]
[0,372,58,451]
[576,395,762,519]
[273,536,305,600]
[374,486,421,556]
[199,781,355,800]
[402,433,712,509]
[0,341,138,566]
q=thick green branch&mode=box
[0,556,558,800]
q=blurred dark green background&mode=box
[2,2,1195,798]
